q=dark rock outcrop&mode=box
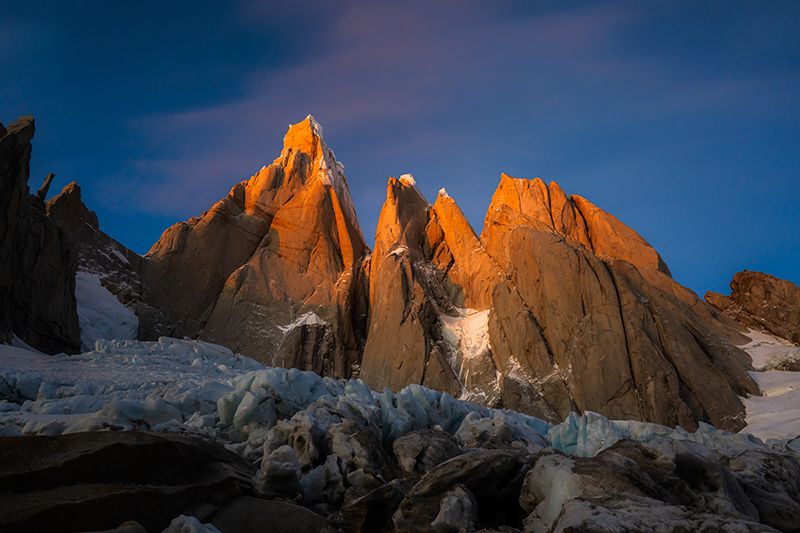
[707,270,800,344]
[0,431,256,533]
[0,116,80,354]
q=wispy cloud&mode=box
[118,1,643,215]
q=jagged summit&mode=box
[46,181,100,232]
[3,113,772,435]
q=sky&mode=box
[2,0,798,295]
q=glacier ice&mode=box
[0,336,795,469]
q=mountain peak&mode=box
[282,114,324,155]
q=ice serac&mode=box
[46,182,172,340]
[706,270,800,344]
[201,116,368,376]
[0,116,80,354]
[480,174,757,430]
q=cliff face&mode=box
[138,117,761,431]
[146,116,368,376]
[359,173,755,431]
[0,117,80,354]
[706,271,800,344]
[3,113,769,431]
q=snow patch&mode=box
[387,245,408,258]
[738,329,800,451]
[438,187,449,198]
[440,309,491,371]
[399,173,416,187]
[739,328,800,370]
[109,247,129,265]
[277,312,326,334]
[75,271,138,351]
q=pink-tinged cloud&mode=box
[115,0,772,220]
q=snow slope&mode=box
[75,271,138,351]
[739,329,800,450]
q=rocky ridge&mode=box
[707,270,800,344]
[46,182,174,341]
[0,117,80,354]
[2,114,789,435]
[361,172,757,432]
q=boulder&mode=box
[0,431,255,533]
[392,450,528,533]
[209,496,332,533]
[392,428,462,476]
[518,441,790,533]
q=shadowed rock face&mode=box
[706,270,800,344]
[0,117,80,354]
[361,173,756,431]
[146,116,368,376]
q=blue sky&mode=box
[2,0,798,295]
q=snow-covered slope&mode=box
[739,329,800,451]
[75,271,138,351]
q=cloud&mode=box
[117,0,774,223]
[118,1,644,214]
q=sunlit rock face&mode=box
[361,171,757,432]
[146,116,368,376]
[141,115,757,431]
[707,270,800,344]
[0,116,80,354]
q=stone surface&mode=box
[707,270,800,344]
[0,116,80,354]
[0,431,255,533]
[210,496,332,533]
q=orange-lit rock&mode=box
[707,270,800,344]
[140,116,759,431]
[199,116,367,375]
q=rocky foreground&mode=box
[1,338,799,532]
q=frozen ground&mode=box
[739,329,800,450]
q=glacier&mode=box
[0,336,791,460]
